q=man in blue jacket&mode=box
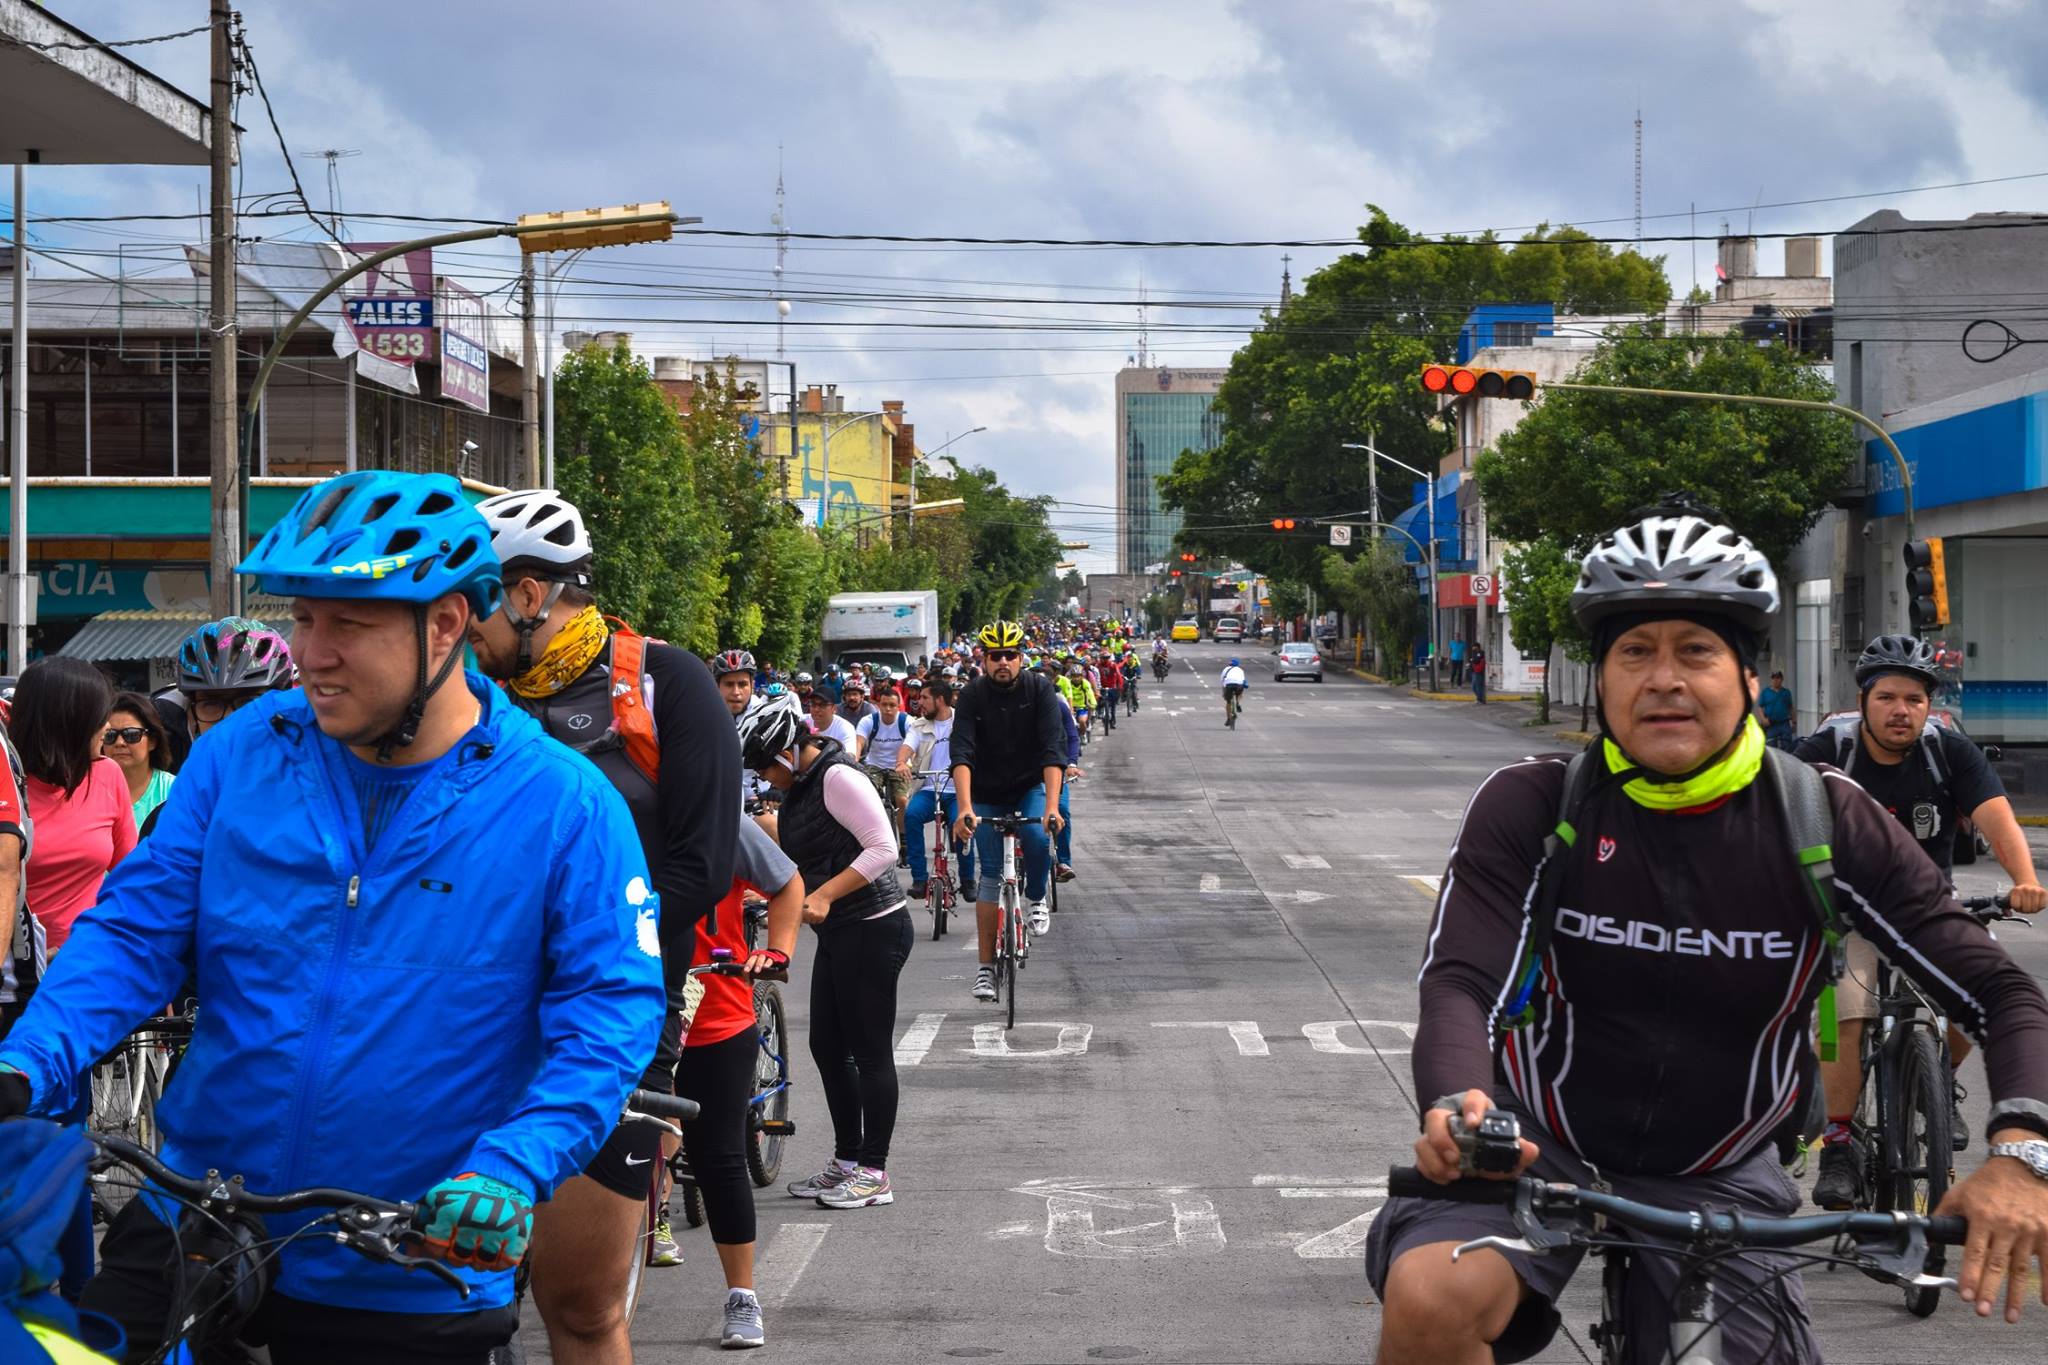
[0,472,666,1364]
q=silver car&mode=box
[1274,642,1323,682]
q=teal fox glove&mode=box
[415,1173,533,1272]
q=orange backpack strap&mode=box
[606,624,662,786]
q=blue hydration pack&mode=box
[0,1120,123,1362]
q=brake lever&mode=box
[1849,1219,1957,1291]
[1452,1234,1538,1261]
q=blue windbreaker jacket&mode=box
[0,675,667,1313]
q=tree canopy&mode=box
[1159,209,1671,591]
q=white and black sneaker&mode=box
[972,966,997,1001]
[1029,900,1052,936]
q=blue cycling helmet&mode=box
[1230,657,1240,666]
[238,471,503,619]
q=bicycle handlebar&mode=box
[1959,891,2026,927]
[1386,1166,1969,1249]
[627,1088,702,1125]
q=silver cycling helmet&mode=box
[735,691,806,770]
[475,489,594,583]
[1854,633,1940,692]
[1570,512,1779,637]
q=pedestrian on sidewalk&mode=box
[1469,643,1489,704]
[1756,669,1795,749]
[1448,637,1466,687]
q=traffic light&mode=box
[1169,569,1183,578]
[1903,538,1949,632]
[1420,364,1537,400]
[1270,518,1298,531]
[1179,552,1197,563]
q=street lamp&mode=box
[818,410,888,528]
[1343,440,1442,692]
[909,426,985,543]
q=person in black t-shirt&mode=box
[1792,633,2045,1209]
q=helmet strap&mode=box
[505,581,567,675]
[375,604,468,762]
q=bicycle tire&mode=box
[1883,1027,1953,1317]
[748,983,791,1187]
[624,1173,658,1326]
[89,1037,169,1222]
[999,895,1019,1031]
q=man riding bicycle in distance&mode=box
[1369,504,2048,1364]
[471,488,743,1359]
[1219,657,1249,729]
[950,621,1067,1002]
[0,472,669,1364]
[1791,632,2047,1210]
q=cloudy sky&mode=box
[20,0,2048,571]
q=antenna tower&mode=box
[308,148,361,239]
[1136,272,1150,369]
[772,145,790,360]
[1633,107,1643,244]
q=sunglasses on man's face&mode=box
[192,694,260,723]
[986,650,1021,662]
[101,727,148,747]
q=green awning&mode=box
[56,598,296,663]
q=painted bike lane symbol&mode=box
[1009,1180,1226,1259]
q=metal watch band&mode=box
[1985,1098,2048,1143]
[1988,1141,2048,1178]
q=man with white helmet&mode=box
[470,489,745,1354]
[1368,501,2048,1363]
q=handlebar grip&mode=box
[1386,1166,1515,1204]
[629,1089,702,1124]
[1928,1214,1969,1246]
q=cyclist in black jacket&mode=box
[470,489,740,1361]
[950,620,1066,1003]
[1369,507,2048,1364]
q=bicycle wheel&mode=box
[1882,1027,1954,1317]
[623,1168,659,1325]
[89,1039,166,1222]
[748,983,791,1187]
[931,864,952,941]
[1000,897,1019,1031]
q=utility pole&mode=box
[520,262,541,487]
[207,3,240,617]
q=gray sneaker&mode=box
[817,1166,893,1209]
[787,1158,856,1200]
[721,1289,765,1349]
[972,966,997,1001]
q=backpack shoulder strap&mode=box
[1763,746,1850,1058]
[1919,719,1952,788]
[1502,747,1603,1030]
[605,628,661,786]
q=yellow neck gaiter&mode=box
[1604,714,1765,811]
[509,605,609,700]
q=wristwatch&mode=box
[1988,1139,2048,1180]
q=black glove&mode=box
[0,1067,32,1120]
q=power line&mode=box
[0,21,212,52]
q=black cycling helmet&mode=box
[1854,633,1940,692]
[178,617,298,695]
[712,648,756,679]
[1571,509,1779,639]
[735,692,806,769]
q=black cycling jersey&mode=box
[1416,755,2048,1175]
[1789,724,2004,871]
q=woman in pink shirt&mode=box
[12,658,136,965]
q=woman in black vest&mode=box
[738,692,911,1210]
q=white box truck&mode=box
[820,590,941,674]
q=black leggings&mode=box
[81,1198,517,1363]
[809,908,913,1170]
[676,1026,759,1245]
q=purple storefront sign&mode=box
[438,279,491,413]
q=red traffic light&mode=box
[1419,365,1538,400]
[1270,518,1297,531]
[1180,551,1197,562]
[1169,569,1182,577]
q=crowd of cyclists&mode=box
[0,469,1171,1363]
[2,469,2045,1362]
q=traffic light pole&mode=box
[226,212,675,613]
[1545,382,1915,539]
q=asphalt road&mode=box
[529,640,2048,1363]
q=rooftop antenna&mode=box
[308,148,361,239]
[1136,269,1150,369]
[772,144,790,360]
[1280,253,1293,307]
[1633,104,1643,244]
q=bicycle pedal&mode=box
[758,1119,796,1137]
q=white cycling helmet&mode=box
[476,489,593,584]
[1570,511,1779,637]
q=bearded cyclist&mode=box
[0,472,667,1364]
[1792,633,2047,1209]
[951,621,1066,1000]
[1369,505,2048,1364]
[470,488,742,1357]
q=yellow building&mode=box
[756,391,912,535]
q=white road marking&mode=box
[1276,1185,1388,1198]
[1283,854,1330,870]
[1254,1175,1379,1186]
[1279,889,1331,904]
[1151,1020,1270,1056]
[894,1012,946,1066]
[756,1223,829,1304]
[1295,1209,1382,1259]
[967,1022,1093,1057]
[1404,874,1443,897]
[1013,1181,1226,1259]
[1199,872,1221,892]
[1302,1020,1417,1055]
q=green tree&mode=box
[1266,578,1307,624]
[1476,326,1857,566]
[1141,592,1170,632]
[1321,543,1419,678]
[553,340,727,651]
[1160,210,1669,593]
[1498,534,1581,724]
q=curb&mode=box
[2021,815,2048,828]
[1407,689,1535,704]
[1348,667,1387,684]
[1555,730,1596,745]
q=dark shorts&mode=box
[583,1005,684,1200]
[1365,1101,1820,1365]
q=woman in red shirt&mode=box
[12,658,135,968]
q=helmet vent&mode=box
[384,528,423,555]
[418,490,456,516]
[298,484,355,542]
[362,493,401,525]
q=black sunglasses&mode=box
[101,726,148,746]
[986,649,1021,661]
